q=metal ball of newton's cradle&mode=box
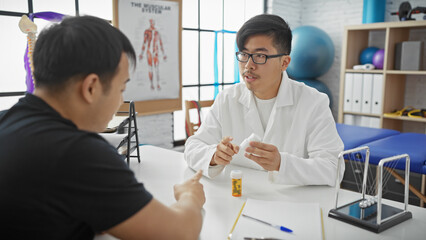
[359,196,377,208]
[330,150,413,233]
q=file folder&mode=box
[370,117,380,128]
[360,116,371,127]
[371,74,384,115]
[344,114,355,125]
[354,116,362,126]
[344,73,354,112]
[361,74,373,114]
[352,73,363,113]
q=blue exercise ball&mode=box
[296,79,333,107]
[287,26,335,80]
[359,47,379,64]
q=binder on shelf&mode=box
[344,73,354,112]
[344,114,355,125]
[370,117,380,128]
[352,73,363,113]
[354,115,362,126]
[361,73,373,114]
[356,116,380,128]
[359,116,371,127]
[371,74,384,115]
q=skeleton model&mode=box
[19,15,37,91]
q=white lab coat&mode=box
[184,72,344,186]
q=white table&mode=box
[99,145,426,240]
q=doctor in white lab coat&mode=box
[184,14,344,186]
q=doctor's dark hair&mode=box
[33,15,136,93]
[236,14,292,54]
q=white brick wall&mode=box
[271,0,302,29]
[271,0,363,119]
[137,113,174,149]
[270,0,425,133]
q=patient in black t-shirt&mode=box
[0,16,205,240]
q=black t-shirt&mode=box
[0,94,153,239]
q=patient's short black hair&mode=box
[236,14,292,54]
[33,15,136,93]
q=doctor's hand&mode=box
[244,141,281,171]
[210,136,239,166]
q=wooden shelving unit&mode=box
[338,20,426,132]
[383,115,426,123]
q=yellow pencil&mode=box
[227,201,246,240]
[321,208,325,240]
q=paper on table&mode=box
[231,198,322,240]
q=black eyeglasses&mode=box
[235,52,288,64]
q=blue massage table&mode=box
[336,124,426,206]
[336,123,400,150]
